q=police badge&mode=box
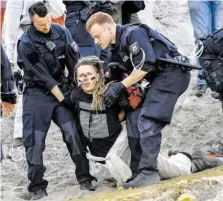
[130,42,140,55]
[71,41,79,52]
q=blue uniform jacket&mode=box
[17,23,79,91]
[109,24,180,77]
[1,45,16,104]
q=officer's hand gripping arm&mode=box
[122,69,148,88]
[104,82,126,107]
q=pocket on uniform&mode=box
[143,87,178,123]
[22,111,34,147]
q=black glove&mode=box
[60,95,73,109]
[118,93,132,110]
[104,82,126,107]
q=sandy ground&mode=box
[1,1,223,201]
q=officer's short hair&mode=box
[86,12,114,32]
[28,1,49,18]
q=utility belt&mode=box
[19,81,49,95]
[24,80,71,95]
[127,44,201,72]
[14,71,50,95]
[156,55,201,72]
[159,63,189,72]
[15,74,71,96]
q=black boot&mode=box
[207,141,223,157]
[31,189,48,200]
[191,150,221,173]
[80,181,95,191]
[122,170,160,189]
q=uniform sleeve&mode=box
[1,45,16,104]
[126,27,156,73]
[17,41,57,91]
[64,28,79,84]
[65,88,80,112]
[2,0,23,63]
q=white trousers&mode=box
[12,27,24,140]
[13,94,23,139]
[88,123,192,183]
[158,153,192,180]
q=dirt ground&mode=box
[1,1,223,201]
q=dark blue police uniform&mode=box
[63,1,101,57]
[1,44,16,105]
[17,23,93,192]
[108,24,191,174]
[1,45,17,161]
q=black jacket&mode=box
[17,23,79,91]
[1,45,16,104]
[67,87,123,158]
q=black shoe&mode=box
[125,172,137,183]
[122,170,160,189]
[104,178,117,188]
[195,85,207,97]
[207,141,223,157]
[31,189,48,200]
[80,181,95,191]
[191,150,220,173]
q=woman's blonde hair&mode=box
[74,56,108,111]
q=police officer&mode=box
[63,1,107,57]
[63,1,127,58]
[3,0,65,163]
[86,12,191,189]
[1,45,17,161]
[1,44,17,117]
[17,2,94,200]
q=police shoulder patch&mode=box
[130,42,140,55]
[71,41,79,52]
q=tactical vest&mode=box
[199,27,223,93]
[114,24,179,72]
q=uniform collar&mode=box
[28,23,60,43]
[114,25,122,47]
[112,24,128,48]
